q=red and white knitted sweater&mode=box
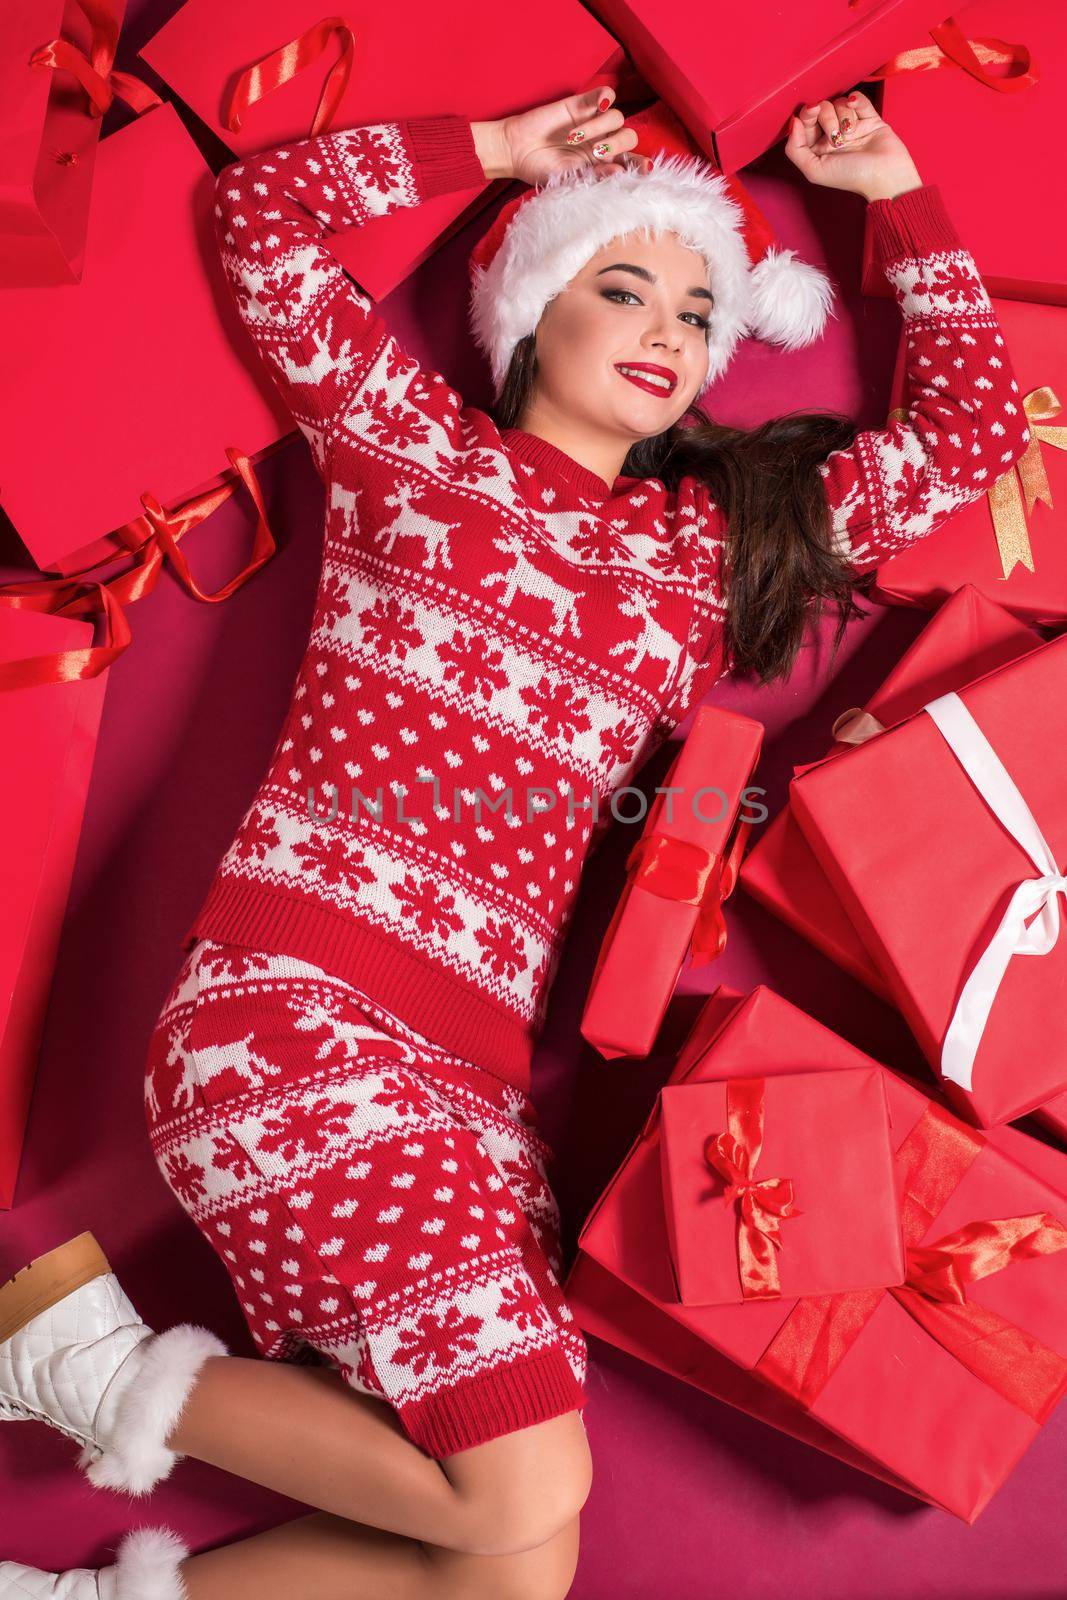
[183,112,1030,1092]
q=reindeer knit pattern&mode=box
[182,111,1031,1093]
[145,936,588,1457]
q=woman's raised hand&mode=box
[497,86,654,187]
[784,89,923,201]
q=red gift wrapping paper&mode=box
[739,584,1042,999]
[660,1068,904,1305]
[581,0,948,172]
[740,581,1067,1147]
[871,298,1067,626]
[789,630,1067,1127]
[862,3,1067,306]
[566,984,1067,1522]
[139,0,621,303]
[579,704,762,1060]
[675,988,1067,1191]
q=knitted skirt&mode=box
[143,936,588,1458]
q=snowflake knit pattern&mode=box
[146,937,587,1456]
[183,112,1031,1093]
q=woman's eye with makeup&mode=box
[601,287,711,330]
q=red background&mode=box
[2,8,1065,1593]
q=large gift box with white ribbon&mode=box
[788,628,1067,1128]
[738,584,1042,1001]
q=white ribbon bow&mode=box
[924,690,1067,1093]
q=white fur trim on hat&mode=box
[78,1324,228,1497]
[746,246,836,349]
[469,150,833,399]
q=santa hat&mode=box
[468,99,835,400]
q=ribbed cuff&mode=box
[183,875,536,1092]
[399,113,488,199]
[399,1346,587,1458]
[868,183,961,265]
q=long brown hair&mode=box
[493,332,873,687]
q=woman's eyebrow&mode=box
[595,262,713,302]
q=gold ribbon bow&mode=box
[888,388,1066,580]
[987,388,1066,578]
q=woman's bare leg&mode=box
[166,1357,591,1558]
[174,1511,580,1600]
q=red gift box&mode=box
[567,984,1067,1523]
[739,583,1067,1148]
[789,630,1067,1128]
[1035,1092,1067,1150]
[139,0,622,303]
[862,5,1065,306]
[739,585,1043,999]
[579,704,762,1060]
[0,604,110,1208]
[870,297,1067,626]
[660,1068,904,1305]
[677,989,1067,1187]
[580,0,948,172]
[0,0,160,287]
[0,100,292,577]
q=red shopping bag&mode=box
[0,0,160,286]
[140,0,624,301]
[0,101,292,575]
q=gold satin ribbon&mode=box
[888,388,1066,580]
[831,707,885,746]
[987,388,1066,577]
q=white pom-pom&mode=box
[745,248,836,350]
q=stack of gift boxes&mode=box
[571,599,1067,1525]
[3,0,1067,1525]
[562,0,1067,1526]
[569,984,1067,1524]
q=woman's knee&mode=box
[426,1515,582,1600]
[443,1411,592,1558]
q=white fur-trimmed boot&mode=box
[0,1526,190,1599]
[0,1232,227,1497]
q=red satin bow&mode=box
[755,1102,1067,1421]
[625,815,751,967]
[703,1078,802,1300]
[225,16,355,137]
[29,0,162,120]
[0,449,276,692]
